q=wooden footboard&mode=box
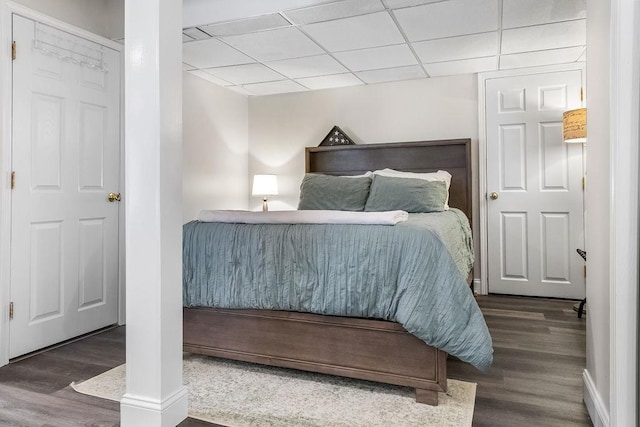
[183,307,448,405]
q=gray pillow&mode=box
[364,175,448,213]
[298,173,372,211]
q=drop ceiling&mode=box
[181,0,586,96]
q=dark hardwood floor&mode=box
[0,295,590,426]
[449,295,591,426]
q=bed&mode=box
[182,138,492,405]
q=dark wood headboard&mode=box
[305,139,472,221]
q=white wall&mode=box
[104,0,124,40]
[10,0,124,42]
[248,74,480,270]
[182,72,249,221]
[11,0,111,37]
[584,0,611,421]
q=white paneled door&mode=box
[10,15,121,358]
[485,70,585,299]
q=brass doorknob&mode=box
[489,192,499,200]
[107,192,121,202]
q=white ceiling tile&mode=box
[413,32,498,63]
[285,0,385,25]
[356,65,425,84]
[297,73,364,90]
[183,0,338,27]
[265,55,348,78]
[188,70,233,86]
[202,63,285,85]
[243,80,309,96]
[200,14,291,37]
[180,0,589,94]
[183,27,212,40]
[303,11,404,52]
[503,0,586,29]
[501,20,586,54]
[226,86,253,96]
[423,56,497,76]
[499,47,585,70]
[333,44,417,72]
[223,27,324,61]
[383,0,446,8]
[183,39,254,68]
[393,0,499,41]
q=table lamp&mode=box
[252,174,278,211]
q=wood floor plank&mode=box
[481,308,546,320]
[0,295,590,426]
[449,295,591,426]
[0,383,119,427]
[473,396,590,427]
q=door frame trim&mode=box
[0,1,124,366]
[609,0,640,424]
[476,63,586,296]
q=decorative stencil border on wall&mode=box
[319,125,356,146]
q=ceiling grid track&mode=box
[178,0,587,96]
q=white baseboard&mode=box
[583,369,610,427]
[473,278,485,295]
[120,385,188,427]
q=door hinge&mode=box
[10,171,15,189]
[9,302,13,320]
[582,176,585,190]
[584,265,587,278]
[11,41,16,61]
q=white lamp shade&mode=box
[252,174,278,196]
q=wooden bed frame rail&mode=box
[183,308,448,405]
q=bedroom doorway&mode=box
[8,14,122,358]
[481,67,585,299]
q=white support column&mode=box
[120,0,188,426]
[609,0,640,426]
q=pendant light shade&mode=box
[562,108,587,143]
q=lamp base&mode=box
[262,198,268,212]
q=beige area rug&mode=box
[71,354,476,427]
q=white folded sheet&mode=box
[197,209,409,225]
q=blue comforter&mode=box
[183,210,493,371]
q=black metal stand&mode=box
[576,249,587,319]
[577,298,586,318]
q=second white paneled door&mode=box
[10,15,121,358]
[485,70,585,299]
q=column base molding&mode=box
[120,385,188,427]
[583,369,609,427]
